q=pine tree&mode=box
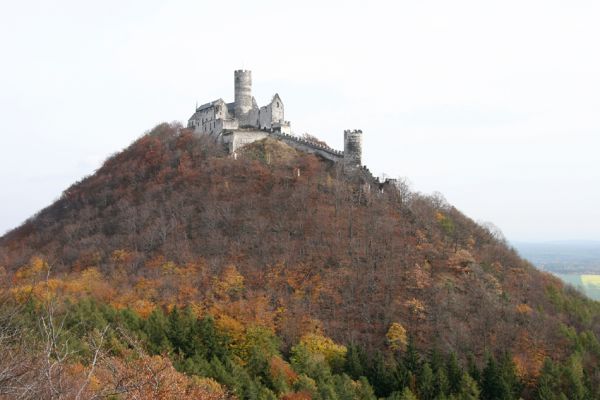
[435,366,450,398]
[368,351,398,398]
[429,348,444,372]
[446,352,463,395]
[403,337,421,375]
[167,306,195,356]
[562,355,588,400]
[419,362,435,400]
[457,373,480,400]
[498,352,522,399]
[388,387,419,400]
[480,354,512,400]
[345,343,367,379]
[400,387,418,400]
[356,376,377,400]
[198,315,230,361]
[144,307,171,354]
[467,354,481,384]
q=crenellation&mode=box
[188,70,362,166]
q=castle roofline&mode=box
[195,98,226,112]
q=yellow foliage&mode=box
[80,267,102,283]
[386,322,408,351]
[214,265,245,298]
[299,332,347,367]
[10,284,34,302]
[190,376,227,395]
[216,314,245,345]
[161,261,178,275]
[14,257,49,282]
[405,298,426,317]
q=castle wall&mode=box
[259,105,272,129]
[272,132,344,163]
[258,96,284,130]
[223,130,269,153]
[240,107,259,128]
[271,96,284,123]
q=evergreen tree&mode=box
[345,343,367,379]
[399,387,418,400]
[480,354,512,400]
[167,306,195,356]
[144,307,171,354]
[457,372,480,400]
[368,351,398,397]
[562,354,588,400]
[435,366,450,398]
[333,373,357,400]
[419,362,435,400]
[356,376,377,400]
[446,352,463,395]
[467,354,481,384]
[403,337,421,375]
[393,360,411,391]
[387,387,418,400]
[198,315,229,361]
[498,352,522,399]
[429,348,444,372]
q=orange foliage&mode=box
[281,392,312,400]
[269,356,299,386]
[93,354,231,399]
[516,303,533,315]
[512,330,547,385]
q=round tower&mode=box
[343,129,363,168]
[234,70,252,116]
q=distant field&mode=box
[513,240,600,274]
[513,241,600,300]
[554,273,600,301]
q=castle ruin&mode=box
[188,70,362,168]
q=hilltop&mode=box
[1,123,599,399]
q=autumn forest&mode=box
[1,123,599,399]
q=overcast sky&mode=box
[0,0,599,242]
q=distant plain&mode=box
[514,241,600,300]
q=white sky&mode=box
[0,0,599,242]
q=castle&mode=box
[188,70,363,167]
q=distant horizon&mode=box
[512,240,600,245]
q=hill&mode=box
[1,123,599,399]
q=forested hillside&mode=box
[1,123,599,399]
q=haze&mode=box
[1,0,599,242]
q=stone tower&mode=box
[343,129,362,168]
[234,70,252,116]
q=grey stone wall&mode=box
[272,131,343,162]
[223,129,269,153]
